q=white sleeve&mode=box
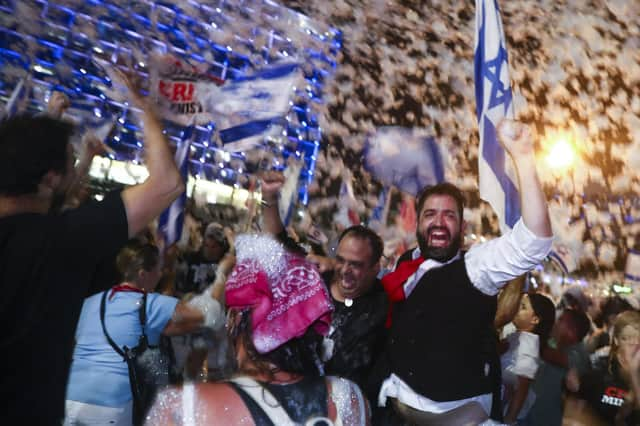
[465,218,553,295]
[509,332,540,379]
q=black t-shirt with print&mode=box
[175,251,218,295]
[0,191,129,424]
[578,358,640,425]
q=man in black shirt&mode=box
[260,172,388,394]
[175,222,230,296]
[0,73,185,424]
[173,222,231,380]
[322,225,389,390]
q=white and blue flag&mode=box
[158,126,193,247]
[278,157,304,226]
[206,62,302,151]
[363,127,444,197]
[474,0,520,232]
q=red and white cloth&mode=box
[225,234,333,353]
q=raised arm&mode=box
[494,275,525,328]
[46,91,70,119]
[260,170,286,235]
[466,120,553,295]
[497,119,552,238]
[118,71,185,238]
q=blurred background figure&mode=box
[564,310,640,426]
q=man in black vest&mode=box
[375,119,554,424]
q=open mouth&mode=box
[428,228,450,247]
[340,276,356,290]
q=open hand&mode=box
[111,67,146,109]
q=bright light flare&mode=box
[545,138,576,170]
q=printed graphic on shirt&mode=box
[600,386,627,407]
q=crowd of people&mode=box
[2,77,640,426]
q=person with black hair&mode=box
[526,308,592,426]
[374,120,553,424]
[0,71,185,424]
[499,293,555,424]
[260,171,389,395]
[146,234,370,425]
[587,296,633,356]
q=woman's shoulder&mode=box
[148,292,179,303]
[146,382,251,425]
[146,292,180,313]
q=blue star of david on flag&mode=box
[474,0,521,232]
[485,45,513,113]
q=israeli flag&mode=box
[204,62,302,150]
[158,126,193,247]
[474,0,520,232]
[370,188,387,223]
[363,127,444,197]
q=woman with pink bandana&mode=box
[146,234,370,425]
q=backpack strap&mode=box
[228,376,296,426]
[138,292,148,338]
[100,290,125,357]
[100,291,149,357]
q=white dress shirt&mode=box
[379,218,553,414]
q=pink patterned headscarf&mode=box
[225,234,333,354]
